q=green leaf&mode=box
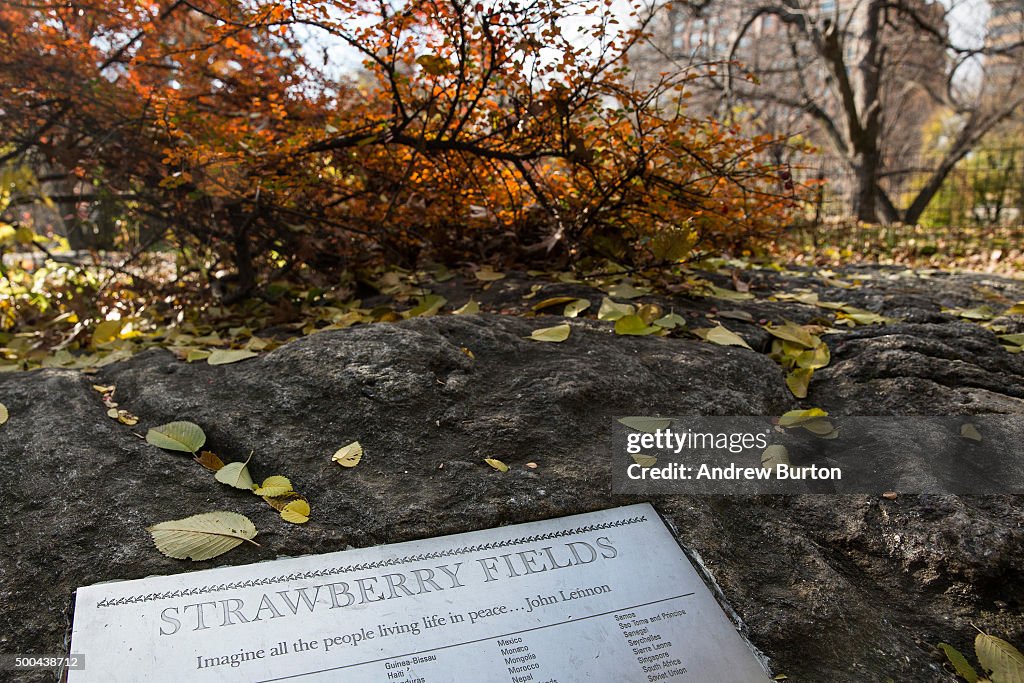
[207,349,258,365]
[484,458,509,472]
[1005,302,1024,316]
[760,445,790,470]
[146,421,206,453]
[975,632,1024,683]
[563,298,591,318]
[764,320,817,348]
[703,325,752,350]
[618,416,672,433]
[453,298,480,315]
[215,454,255,490]
[631,454,658,468]
[332,441,363,467]
[598,297,635,321]
[938,643,979,683]
[653,313,687,330]
[999,334,1024,346]
[252,475,294,497]
[614,315,659,336]
[527,323,571,342]
[786,368,813,398]
[147,511,258,561]
[280,499,310,524]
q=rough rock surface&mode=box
[1,266,1023,682]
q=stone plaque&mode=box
[68,504,769,682]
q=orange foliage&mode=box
[0,0,798,291]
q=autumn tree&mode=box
[638,0,1024,224]
[1,0,795,298]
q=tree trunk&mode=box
[853,150,881,223]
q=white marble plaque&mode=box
[68,504,769,682]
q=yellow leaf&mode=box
[703,325,752,350]
[207,349,258,365]
[484,458,509,472]
[92,320,123,346]
[631,454,657,468]
[280,499,310,524]
[961,423,982,441]
[786,368,813,398]
[474,267,505,281]
[597,297,635,321]
[146,421,206,453]
[614,315,659,336]
[527,323,571,342]
[453,299,480,315]
[253,475,294,497]
[764,320,817,348]
[975,632,1024,683]
[778,408,828,427]
[532,296,577,312]
[333,441,363,467]
[147,511,258,561]
[563,299,590,318]
[761,445,790,470]
[0,402,7,426]
[215,454,255,490]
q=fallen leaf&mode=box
[614,315,659,336]
[484,458,509,472]
[146,421,206,454]
[653,313,687,330]
[453,299,480,315]
[195,451,226,471]
[525,462,538,469]
[207,349,258,365]
[404,294,447,318]
[760,445,790,470]
[786,368,813,398]
[717,309,755,322]
[527,323,571,342]
[631,454,658,468]
[937,643,977,683]
[215,453,255,490]
[531,296,577,312]
[606,282,648,299]
[106,408,119,419]
[960,423,982,441]
[618,416,672,432]
[704,284,754,301]
[92,319,123,346]
[1006,302,1024,316]
[147,511,258,561]
[280,499,310,524]
[882,491,898,501]
[253,475,294,497]
[764,320,817,348]
[975,632,1024,683]
[333,441,363,467]
[91,384,115,393]
[474,267,505,281]
[185,349,212,363]
[703,325,752,350]
[563,298,591,318]
[0,402,7,426]
[597,297,635,321]
[778,408,828,427]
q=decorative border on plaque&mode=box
[95,515,647,608]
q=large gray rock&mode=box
[1,268,1023,682]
